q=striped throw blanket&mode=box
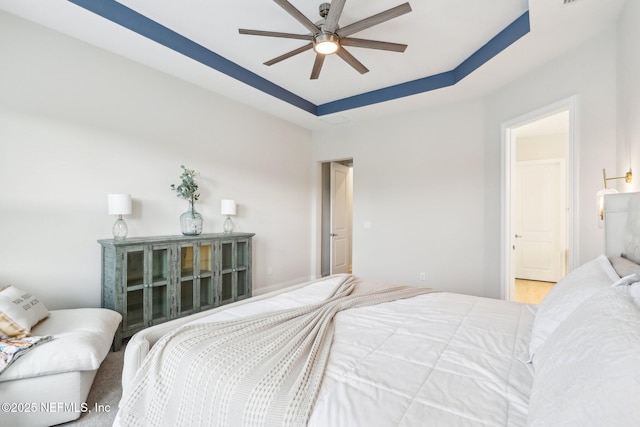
[116,275,436,427]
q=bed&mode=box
[115,192,640,427]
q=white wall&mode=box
[0,12,313,309]
[617,0,640,192]
[313,28,618,298]
[313,101,486,295]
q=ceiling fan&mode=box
[239,0,412,79]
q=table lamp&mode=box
[108,194,132,240]
[221,199,236,234]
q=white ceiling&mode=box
[515,110,570,138]
[0,0,627,130]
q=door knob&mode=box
[329,233,338,237]
[515,234,523,238]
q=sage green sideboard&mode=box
[98,233,254,350]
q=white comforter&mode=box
[117,276,535,426]
[307,288,534,426]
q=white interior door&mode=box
[330,162,349,274]
[515,159,566,282]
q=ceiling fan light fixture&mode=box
[313,33,339,54]
[240,0,412,79]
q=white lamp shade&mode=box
[221,199,237,216]
[108,194,132,215]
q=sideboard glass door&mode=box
[124,247,145,333]
[236,239,250,300]
[178,242,215,315]
[219,238,251,304]
[220,241,234,305]
[198,243,215,310]
[178,245,196,316]
[149,246,170,325]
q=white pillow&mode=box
[0,286,49,338]
[614,280,640,307]
[526,255,619,363]
[527,287,640,426]
[608,255,640,278]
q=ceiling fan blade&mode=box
[337,2,412,38]
[336,47,369,74]
[264,43,313,66]
[340,37,407,52]
[323,0,346,34]
[239,29,313,41]
[273,0,320,34]
[310,54,326,80]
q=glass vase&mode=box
[180,200,203,236]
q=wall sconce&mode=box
[221,199,236,234]
[597,168,632,226]
[108,194,132,240]
[603,168,632,188]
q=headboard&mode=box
[604,192,640,263]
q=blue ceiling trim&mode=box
[318,11,530,116]
[453,11,530,82]
[317,71,456,116]
[67,0,529,118]
[67,0,317,115]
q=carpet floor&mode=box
[59,341,126,427]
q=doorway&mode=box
[502,98,577,302]
[320,160,353,276]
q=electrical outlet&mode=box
[420,272,426,281]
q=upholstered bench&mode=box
[0,308,122,427]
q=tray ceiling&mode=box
[0,0,628,128]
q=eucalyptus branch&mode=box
[170,165,200,203]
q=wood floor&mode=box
[514,279,555,305]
